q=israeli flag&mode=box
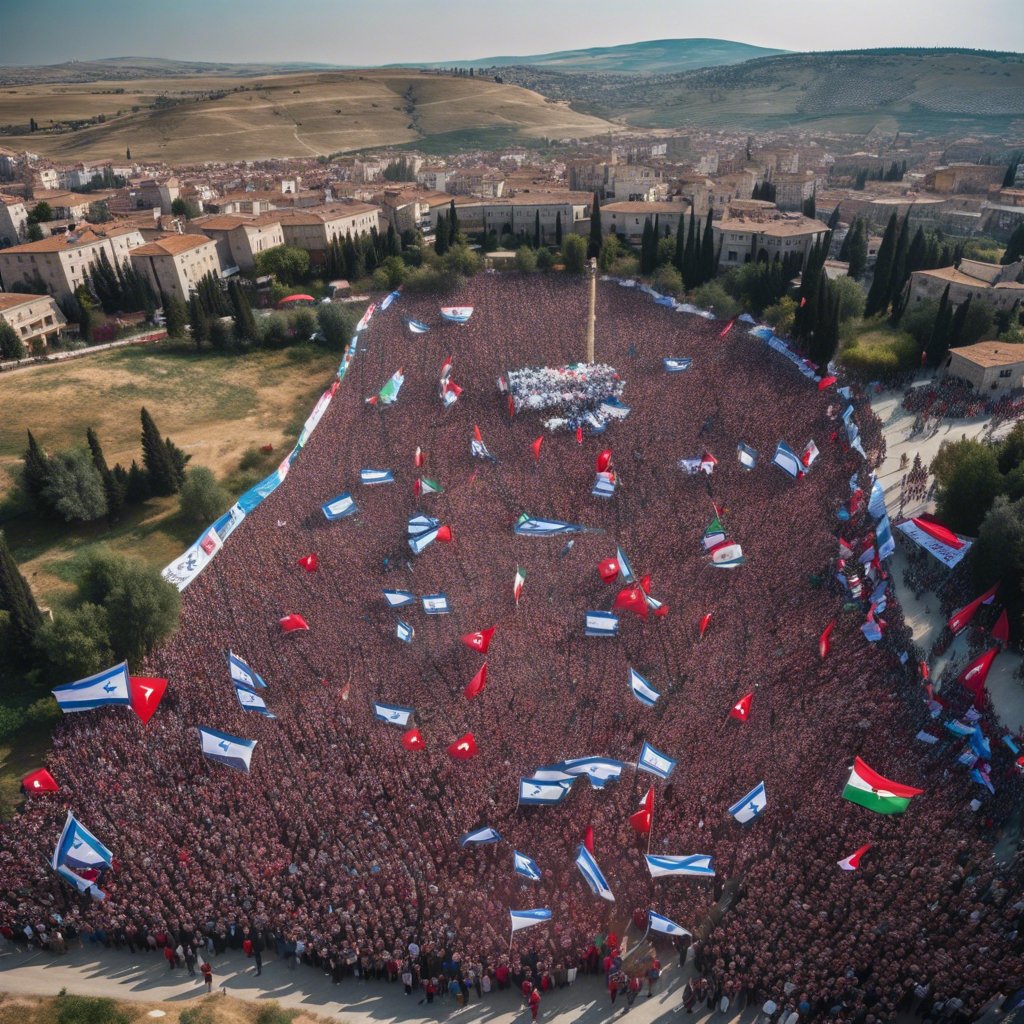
[380,289,400,310]
[616,545,635,583]
[515,517,582,536]
[407,318,430,334]
[868,476,887,519]
[575,844,615,902]
[409,527,440,555]
[234,683,276,718]
[838,386,853,400]
[585,611,619,637]
[396,621,415,644]
[663,358,692,373]
[645,854,715,878]
[198,726,257,773]
[373,702,414,727]
[915,730,939,744]
[638,741,676,779]
[729,781,767,823]
[629,667,661,707]
[526,766,577,782]
[876,516,896,559]
[52,662,131,712]
[737,442,758,470]
[361,469,395,486]
[510,908,551,933]
[561,757,624,788]
[322,492,358,520]
[459,826,502,846]
[519,778,573,805]
[592,474,616,499]
[969,726,992,761]
[1004,735,1021,755]
[513,851,543,881]
[600,397,630,419]
[51,811,113,871]
[947,718,979,739]
[408,513,440,536]
[383,589,415,609]
[228,650,267,689]
[648,910,691,937]
[772,441,801,478]
[56,863,104,900]
[422,593,450,615]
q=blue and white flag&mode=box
[946,719,975,738]
[52,662,131,713]
[396,621,415,644]
[515,517,582,536]
[663,358,692,373]
[360,469,394,485]
[56,863,105,900]
[459,826,502,846]
[406,318,430,334]
[380,290,400,310]
[645,854,715,878]
[422,593,450,614]
[234,683,276,718]
[971,767,995,794]
[861,618,883,643]
[592,474,616,499]
[575,844,615,901]
[228,650,267,689]
[373,702,414,727]
[915,730,939,744]
[440,306,473,324]
[629,667,661,707]
[648,910,691,937]
[561,757,624,787]
[616,545,635,583]
[198,727,257,773]
[729,781,767,823]
[1004,735,1021,755]
[868,476,886,519]
[322,492,358,520]
[526,766,577,782]
[737,442,758,469]
[638,741,676,779]
[600,397,630,419]
[838,386,853,400]
[510,908,551,933]
[876,516,896,559]
[408,513,440,536]
[585,611,619,637]
[51,811,113,871]
[409,527,440,555]
[513,851,543,881]
[969,725,992,761]
[519,778,573,805]
[383,589,415,609]
[772,441,801,478]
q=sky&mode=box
[1,0,1022,66]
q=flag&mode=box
[645,854,715,879]
[51,811,113,872]
[380,289,399,310]
[560,757,624,787]
[229,651,266,689]
[531,436,544,462]
[638,741,676,779]
[596,449,613,473]
[700,451,718,474]
[945,719,975,738]
[422,593,450,614]
[575,844,614,901]
[402,728,425,750]
[408,513,440,536]
[972,766,995,794]
[519,778,573,804]
[22,768,58,793]
[702,517,726,551]
[407,318,430,334]
[598,558,619,583]
[699,612,713,638]
[234,683,276,718]
[585,611,619,637]
[772,441,802,478]
[576,425,583,444]
[515,517,582,535]
[629,667,660,707]
[198,726,256,773]
[513,851,543,881]
[297,553,318,572]
[417,477,443,496]
[52,662,131,713]
[279,613,309,633]
[818,375,838,391]
[729,781,767,823]
[948,583,999,633]
[730,692,753,722]
[719,317,736,337]
[969,724,992,761]
[802,440,820,468]
[615,545,635,583]
[584,826,594,854]
[615,586,649,619]
[382,589,416,609]
[513,566,526,606]
[737,442,758,470]
[592,472,616,499]
[462,627,496,653]
[510,908,551,933]
[711,544,745,567]
[992,608,1010,644]
[837,844,871,871]
[464,663,488,700]
[630,788,654,833]
[377,368,405,406]
[373,702,414,727]
[958,647,998,708]
[663,358,692,373]
[460,826,501,846]
[820,621,835,659]
[435,524,453,543]
[915,730,939,744]
[355,302,376,332]
[440,306,473,323]
[648,911,691,937]
[360,469,395,485]
[129,675,167,725]
[322,492,357,520]
[842,757,922,814]
[414,446,425,468]
[396,621,415,644]
[448,733,478,759]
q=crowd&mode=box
[1,275,1022,1019]
[902,377,1024,428]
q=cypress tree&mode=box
[0,529,43,653]
[555,211,563,246]
[343,234,358,279]
[140,407,186,496]
[588,193,602,259]
[124,459,150,504]
[700,209,715,285]
[926,285,953,367]
[865,212,898,317]
[534,210,541,248]
[228,279,257,341]
[674,211,687,275]
[162,291,187,338]
[682,214,697,290]
[1001,224,1024,265]
[948,296,973,348]
[839,221,855,261]
[386,223,401,257]
[640,218,656,275]
[87,427,124,523]
[448,199,459,245]
[827,206,841,230]
[188,294,209,349]
[888,214,912,312]
[434,213,449,256]
[23,430,50,505]
[907,226,927,275]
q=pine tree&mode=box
[588,193,602,259]
[22,430,50,506]
[0,529,43,654]
[555,211,563,246]
[699,209,715,285]
[140,407,187,496]
[86,427,124,523]
[865,212,898,317]
[124,459,150,504]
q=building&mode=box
[0,195,28,246]
[772,171,817,212]
[601,201,691,244]
[906,258,1024,312]
[30,189,95,221]
[981,188,1024,240]
[276,203,382,264]
[943,340,1024,392]
[712,202,830,270]
[134,177,180,214]
[925,164,1006,195]
[193,213,285,272]
[129,234,221,303]
[606,164,663,202]
[0,291,66,353]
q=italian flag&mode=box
[837,843,871,871]
[513,566,526,607]
[842,757,922,815]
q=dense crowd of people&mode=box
[903,377,1024,429]
[2,275,1022,1018]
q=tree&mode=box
[0,319,26,360]
[86,427,124,523]
[562,234,588,275]
[26,222,43,242]
[699,209,715,285]
[555,211,563,247]
[227,279,258,341]
[887,215,912,314]
[170,197,200,220]
[925,284,953,367]
[931,438,1003,535]
[0,529,43,654]
[33,603,112,681]
[126,146,131,160]
[41,448,107,523]
[865,212,898,317]
[973,495,1024,629]
[681,213,698,290]
[316,303,355,349]
[833,275,865,323]
[802,193,816,220]
[254,245,310,286]
[140,407,188,496]
[847,220,868,280]
[162,291,188,338]
[28,201,53,224]
[188,294,209,349]
[179,466,229,526]
[124,459,149,504]
[588,193,602,259]
[434,213,449,256]
[1002,224,1024,266]
[514,245,537,273]
[22,430,51,508]
[448,200,459,246]
[533,210,541,249]
[1003,154,1022,188]
[673,213,686,276]
[639,218,657,275]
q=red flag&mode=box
[919,660,930,681]
[799,296,807,308]
[596,450,613,473]
[818,376,837,391]
[402,728,425,751]
[22,768,59,793]
[614,586,648,619]
[447,732,478,760]
[473,424,482,442]
[653,604,669,618]
[912,515,964,550]
[464,663,488,699]
[718,318,736,337]
[630,788,654,834]
[598,558,619,584]
[837,843,871,871]
[531,436,544,462]
[462,626,496,653]
[583,826,595,854]
[575,425,583,444]
[508,395,516,418]
[435,524,453,543]
[297,553,318,572]
[413,478,422,497]
[366,395,378,406]
[948,583,999,633]
[819,620,835,659]
[730,692,753,722]
[129,675,167,725]
[639,574,652,595]
[992,608,1010,644]
[280,613,309,633]
[699,612,713,639]
[958,647,998,708]
[414,446,425,468]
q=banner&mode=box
[895,519,973,568]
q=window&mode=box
[727,251,737,262]
[999,369,1012,379]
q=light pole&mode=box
[586,256,597,364]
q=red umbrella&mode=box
[276,294,315,307]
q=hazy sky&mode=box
[2,0,1022,66]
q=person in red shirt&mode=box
[647,957,661,996]
[609,972,620,1005]
[200,960,213,993]
[529,985,541,1021]
[495,963,510,990]
[521,976,534,1001]
[162,944,177,971]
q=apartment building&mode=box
[712,201,830,270]
[0,291,66,352]
[129,234,221,303]
[194,213,285,272]
[276,203,382,263]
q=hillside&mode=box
[0,70,614,162]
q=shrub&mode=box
[650,265,683,296]
[536,248,554,272]
[41,448,107,523]
[178,466,229,526]
[607,255,639,279]
[33,603,113,681]
[316,304,356,349]
[253,1005,297,1024]
[838,328,919,378]
[55,994,131,1024]
[561,235,588,274]
[692,282,740,320]
[514,246,537,273]
[763,296,797,338]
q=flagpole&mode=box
[647,790,654,855]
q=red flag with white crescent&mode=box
[129,675,168,725]
[629,788,654,833]
[730,692,752,722]
[464,663,488,700]
[598,558,619,584]
[958,647,998,708]
[297,553,318,572]
[596,450,613,473]
[22,768,59,793]
[447,732,478,759]
[462,626,496,653]
[402,728,425,751]
[280,613,310,633]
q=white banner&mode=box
[895,520,973,568]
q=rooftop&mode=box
[950,340,1024,369]
[602,201,690,214]
[129,233,215,257]
[0,291,53,312]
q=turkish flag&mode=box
[819,620,835,659]
[818,375,837,391]
[699,612,713,639]
[297,553,318,572]
[598,558,619,584]
[435,524,453,543]
[464,663,488,700]
[531,436,543,462]
[414,446,424,468]
[958,647,998,708]
[948,582,1000,633]
[639,575,652,595]
[575,425,583,445]
[448,732,478,760]
[129,675,168,725]
[402,728,425,751]
[473,424,483,443]
[596,450,613,473]
[583,825,595,854]
[22,768,59,793]
[462,627,496,653]
[614,586,649,619]
[992,608,1010,644]
[653,604,669,618]
[730,692,753,722]
[630,788,654,834]
[280,613,310,633]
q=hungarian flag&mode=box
[464,664,488,700]
[448,732,478,760]
[462,626,496,653]
[584,825,595,854]
[280,613,310,633]
[992,608,1010,644]
[575,425,583,445]
[730,692,752,722]
[414,446,425,468]
[513,566,526,607]
[297,553,318,572]
[416,477,443,496]
[630,788,654,834]
[22,768,59,793]
[842,757,922,814]
[531,436,544,462]
[948,582,999,633]
[837,843,871,871]
[402,728,425,751]
[596,450,613,473]
[435,524,453,543]
[699,612,713,639]
[129,675,168,725]
[598,558,619,584]
[718,318,736,337]
[819,620,835,659]
[958,647,998,708]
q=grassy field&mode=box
[0,720,54,820]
